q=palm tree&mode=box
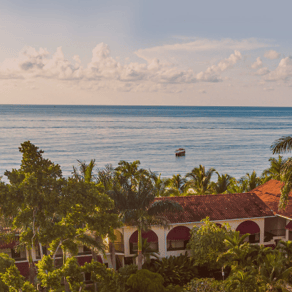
[214,172,232,194]
[225,270,259,292]
[110,161,183,270]
[165,174,187,196]
[270,137,292,209]
[72,159,96,183]
[149,172,169,197]
[96,164,114,192]
[271,136,292,154]
[244,171,262,191]
[259,252,292,291]
[218,232,251,269]
[186,165,216,195]
[262,156,288,182]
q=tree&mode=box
[214,173,232,194]
[186,165,216,195]
[165,174,187,196]
[149,172,170,197]
[72,159,96,183]
[270,136,292,209]
[262,155,288,182]
[258,252,292,291]
[225,270,259,292]
[271,135,292,154]
[187,217,234,271]
[110,161,183,270]
[218,232,252,270]
[1,141,64,283]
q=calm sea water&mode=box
[1,105,292,180]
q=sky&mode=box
[1,0,292,106]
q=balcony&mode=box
[264,229,286,242]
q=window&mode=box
[167,240,188,251]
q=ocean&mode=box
[1,105,292,180]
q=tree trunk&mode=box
[63,248,70,292]
[137,226,143,270]
[109,241,116,270]
[27,246,36,284]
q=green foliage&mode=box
[0,265,37,292]
[143,254,198,287]
[185,165,216,195]
[126,269,166,292]
[36,255,62,290]
[0,253,15,291]
[63,257,85,292]
[225,270,259,292]
[187,217,234,270]
[183,278,225,292]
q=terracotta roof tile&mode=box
[250,179,292,219]
[154,193,274,223]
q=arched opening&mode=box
[129,230,158,254]
[113,230,124,253]
[236,221,260,243]
[167,226,191,251]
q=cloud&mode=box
[0,43,246,92]
[265,57,292,81]
[251,57,263,69]
[263,87,274,91]
[264,50,280,60]
[135,38,274,61]
[256,67,270,76]
[196,50,242,82]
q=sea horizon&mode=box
[1,104,291,180]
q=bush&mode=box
[183,278,225,292]
[143,253,198,287]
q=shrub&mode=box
[143,253,198,286]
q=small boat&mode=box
[175,148,185,157]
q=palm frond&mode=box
[148,200,183,216]
[271,136,292,154]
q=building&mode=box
[103,179,292,268]
[1,179,292,275]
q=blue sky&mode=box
[1,0,292,106]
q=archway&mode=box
[236,220,260,243]
[167,226,191,251]
[114,230,124,253]
[129,230,158,254]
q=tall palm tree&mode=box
[214,172,232,194]
[270,136,292,209]
[271,136,292,154]
[72,159,96,183]
[186,165,216,195]
[149,172,169,197]
[244,171,262,191]
[165,174,187,196]
[262,155,288,182]
[110,161,183,270]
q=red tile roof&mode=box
[154,193,274,223]
[251,179,292,219]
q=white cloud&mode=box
[256,67,270,76]
[251,57,263,69]
[266,57,292,81]
[196,50,242,82]
[135,38,272,61]
[264,50,280,60]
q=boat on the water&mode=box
[175,148,185,157]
